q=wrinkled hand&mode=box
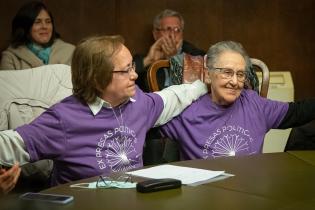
[160,34,179,58]
[143,34,183,67]
[143,38,165,67]
[0,163,21,195]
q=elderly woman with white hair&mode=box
[161,40,315,160]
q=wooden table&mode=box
[2,151,315,210]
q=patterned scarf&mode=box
[169,53,184,85]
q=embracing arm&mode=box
[154,80,207,126]
[278,98,315,129]
[0,130,30,166]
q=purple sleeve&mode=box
[160,117,181,140]
[247,90,289,129]
[16,108,66,162]
[135,86,164,129]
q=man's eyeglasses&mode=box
[96,174,133,188]
[113,62,136,75]
[156,27,182,33]
[213,67,247,82]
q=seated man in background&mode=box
[133,9,205,92]
[0,35,207,186]
[160,40,315,160]
[134,9,205,165]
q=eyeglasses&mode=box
[112,62,136,75]
[213,67,247,82]
[156,27,182,33]
[96,174,133,188]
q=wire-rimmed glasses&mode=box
[155,26,182,34]
[203,54,247,83]
[112,62,136,75]
[213,67,247,82]
[96,174,133,188]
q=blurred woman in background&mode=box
[0,1,74,70]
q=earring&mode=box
[204,71,211,85]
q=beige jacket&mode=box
[0,64,72,130]
[0,64,72,184]
[0,39,75,70]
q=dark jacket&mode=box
[285,120,315,151]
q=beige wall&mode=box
[1,0,315,100]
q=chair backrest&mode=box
[250,58,269,98]
[147,55,270,98]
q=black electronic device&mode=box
[136,178,181,193]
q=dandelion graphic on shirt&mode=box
[212,134,249,157]
[105,135,138,172]
[202,125,255,159]
[95,126,140,172]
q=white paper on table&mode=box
[126,164,229,185]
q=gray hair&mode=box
[153,9,185,30]
[206,41,251,73]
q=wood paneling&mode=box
[1,0,315,100]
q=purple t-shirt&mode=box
[16,87,164,185]
[161,90,289,160]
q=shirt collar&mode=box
[88,97,136,116]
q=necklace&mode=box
[111,106,124,127]
[111,105,125,143]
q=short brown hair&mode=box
[71,35,124,104]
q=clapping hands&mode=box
[143,34,183,67]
